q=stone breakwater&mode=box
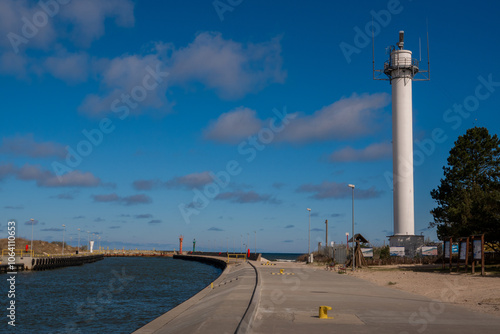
[0,254,104,271]
[31,254,104,270]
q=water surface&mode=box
[7,257,221,333]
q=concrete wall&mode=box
[1,254,104,270]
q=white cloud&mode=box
[166,172,213,189]
[276,93,390,143]
[0,134,67,158]
[0,0,134,52]
[61,0,135,47]
[0,0,134,79]
[78,54,171,118]
[203,93,390,144]
[204,107,263,143]
[16,163,48,181]
[132,171,214,191]
[297,181,382,200]
[43,51,89,83]
[215,191,281,204]
[0,0,57,51]
[0,51,28,78]
[169,32,286,99]
[0,163,101,188]
[0,163,16,180]
[79,32,285,118]
[40,170,101,187]
[92,193,152,206]
[329,141,392,162]
[0,1,284,116]
[132,179,160,191]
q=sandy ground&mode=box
[346,264,500,317]
[0,237,79,256]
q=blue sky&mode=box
[1,0,500,253]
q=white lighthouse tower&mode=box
[374,31,429,255]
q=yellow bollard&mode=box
[319,306,333,319]
[211,283,213,289]
[279,269,284,274]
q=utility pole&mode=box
[325,220,328,248]
[254,231,256,254]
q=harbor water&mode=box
[260,253,302,261]
[4,257,221,334]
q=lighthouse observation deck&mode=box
[383,49,419,80]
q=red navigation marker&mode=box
[247,248,250,258]
[26,244,29,251]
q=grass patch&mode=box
[387,281,397,285]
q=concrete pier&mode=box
[1,254,104,271]
[134,255,256,334]
[135,256,500,334]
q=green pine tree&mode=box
[429,127,500,251]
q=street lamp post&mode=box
[62,224,66,255]
[77,228,80,253]
[87,231,90,253]
[30,218,34,256]
[254,231,256,254]
[307,208,311,260]
[348,184,355,271]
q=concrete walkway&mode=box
[133,259,256,334]
[247,262,500,333]
[135,258,500,334]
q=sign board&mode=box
[361,248,373,257]
[473,239,482,260]
[444,241,450,258]
[390,247,405,257]
[459,241,467,260]
[452,244,458,254]
[422,246,438,256]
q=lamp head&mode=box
[348,184,355,188]
[307,208,311,211]
[397,30,404,50]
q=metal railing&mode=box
[1,249,106,258]
[227,253,246,263]
[1,249,34,257]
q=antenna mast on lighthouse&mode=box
[373,30,430,256]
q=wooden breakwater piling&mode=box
[173,254,228,270]
[30,254,104,270]
[0,263,25,273]
[0,253,104,272]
